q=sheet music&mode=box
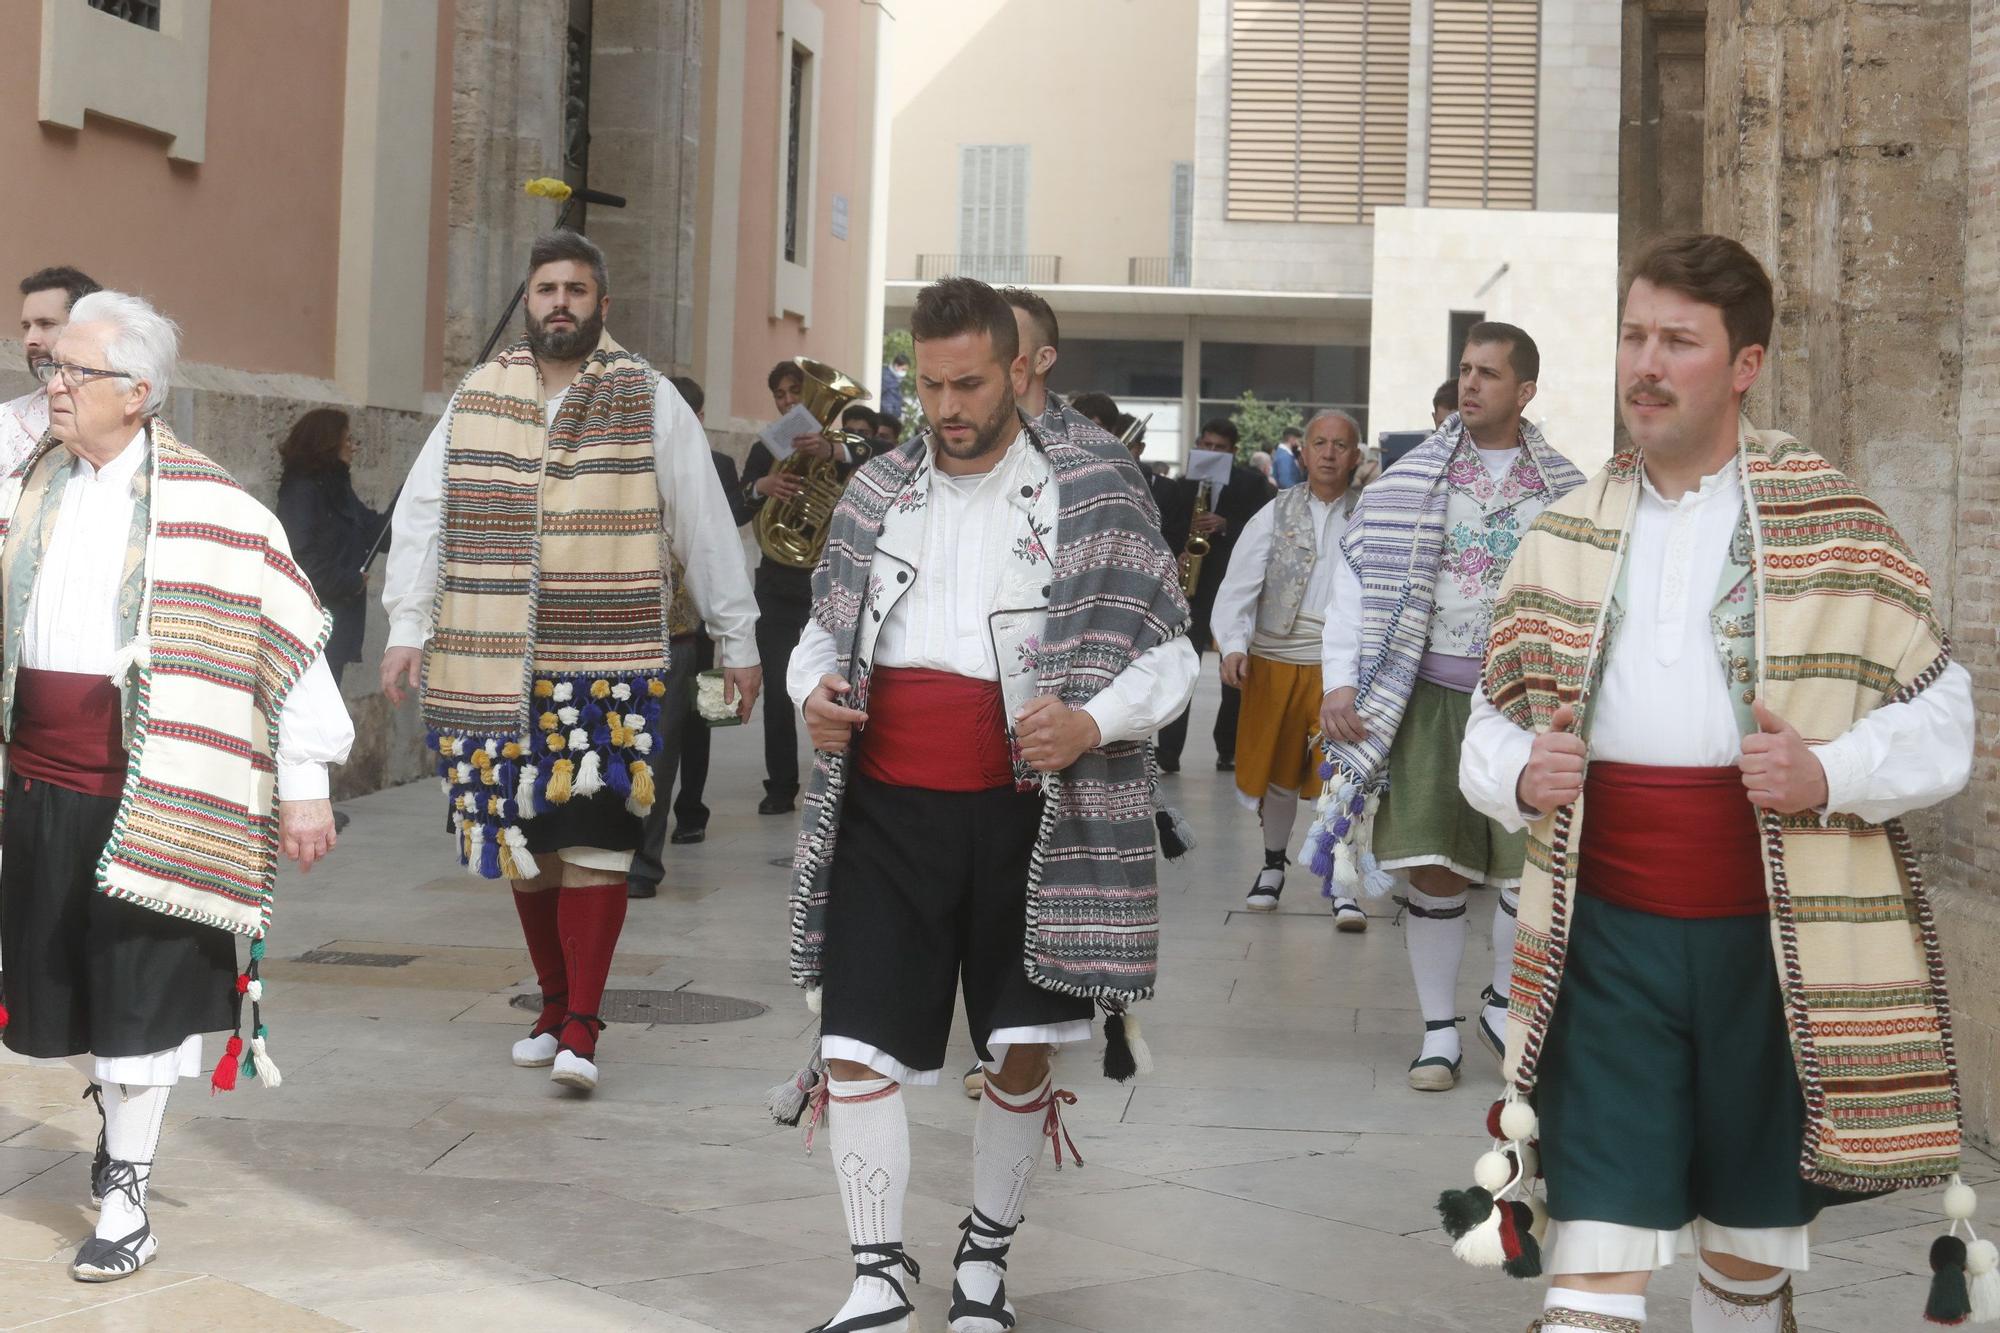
[757,403,821,460]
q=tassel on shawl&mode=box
[1927,1176,1996,1324]
[1437,1097,1544,1279]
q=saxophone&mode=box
[1180,482,1211,597]
[754,357,870,568]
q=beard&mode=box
[24,348,48,378]
[933,389,1019,463]
[524,303,605,362]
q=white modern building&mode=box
[884,0,1621,468]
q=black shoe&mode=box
[949,1208,1020,1330]
[758,793,796,816]
[1157,757,1180,775]
[627,881,657,899]
[1215,757,1235,772]
[670,824,707,845]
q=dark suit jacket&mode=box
[739,431,876,594]
[1170,461,1273,648]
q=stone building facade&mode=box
[0,0,886,800]
[1621,0,2000,1143]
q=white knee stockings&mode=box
[826,1077,912,1328]
[97,1081,169,1243]
[1694,1258,1794,1331]
[1405,885,1469,1064]
[1540,1289,1646,1331]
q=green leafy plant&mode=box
[1230,390,1300,463]
[882,329,921,434]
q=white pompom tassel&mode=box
[1967,1238,2000,1323]
[1450,1199,1507,1269]
[250,1034,283,1089]
[573,750,603,798]
[1123,1010,1154,1076]
[107,632,152,683]
[805,986,823,1015]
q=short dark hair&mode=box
[1433,378,1459,411]
[891,352,910,367]
[1280,425,1303,441]
[20,265,101,309]
[1000,286,1059,352]
[526,229,609,298]
[768,360,804,395]
[1624,232,1775,358]
[910,276,1020,362]
[841,404,878,431]
[1199,418,1240,447]
[278,406,351,475]
[1070,391,1120,430]
[668,375,705,416]
[1464,321,1540,383]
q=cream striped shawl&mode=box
[1487,424,1959,1190]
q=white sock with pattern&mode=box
[96,1082,169,1244]
[957,1075,1052,1327]
[1540,1287,1646,1331]
[1693,1258,1792,1332]
[1406,886,1468,1064]
[825,1077,912,1328]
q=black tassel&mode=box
[1435,1186,1494,1240]
[1502,1201,1543,1279]
[1155,808,1188,860]
[1929,1234,1972,1325]
[1103,1010,1138,1083]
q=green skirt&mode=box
[1373,677,1525,887]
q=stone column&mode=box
[586,1,703,373]
[1618,0,1707,255]
[444,0,568,381]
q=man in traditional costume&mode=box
[786,277,1195,1333]
[0,291,351,1281]
[1454,233,1976,1333]
[1305,322,1584,1093]
[381,230,759,1093]
[3,266,100,474]
[1213,409,1366,927]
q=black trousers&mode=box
[820,774,1094,1076]
[0,775,236,1059]
[1157,601,1240,765]
[627,631,700,894]
[673,632,717,828]
[754,561,813,799]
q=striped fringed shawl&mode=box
[0,425,330,938]
[420,334,672,879]
[789,427,1190,1004]
[1302,418,1583,895]
[1489,425,1961,1191]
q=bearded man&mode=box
[3,266,101,474]
[382,230,760,1093]
[786,276,1195,1333]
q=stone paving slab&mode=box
[0,677,1992,1330]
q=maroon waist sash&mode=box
[1577,762,1767,919]
[857,666,1014,792]
[11,668,128,798]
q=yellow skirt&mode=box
[1232,655,1325,804]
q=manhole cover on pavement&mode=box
[509,989,768,1025]
[294,949,419,968]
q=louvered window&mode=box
[957,145,1031,282]
[1428,0,1539,208]
[1226,0,1412,225]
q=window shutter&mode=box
[1428,0,1539,209]
[1227,0,1411,224]
[958,144,1031,280]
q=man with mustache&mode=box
[4,266,100,474]
[786,276,1195,1333]
[381,230,761,1092]
[1455,234,1975,1333]
[1309,322,1584,1092]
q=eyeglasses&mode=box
[33,360,131,389]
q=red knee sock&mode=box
[556,884,627,1058]
[511,888,567,1035]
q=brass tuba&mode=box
[754,357,870,568]
[1180,481,1211,597]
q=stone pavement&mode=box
[0,677,1987,1331]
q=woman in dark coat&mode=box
[275,408,386,684]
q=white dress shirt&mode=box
[383,377,759,666]
[1459,461,1974,831]
[24,428,354,800]
[0,387,47,476]
[1212,489,1354,666]
[787,441,1198,745]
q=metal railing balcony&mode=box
[914,254,1062,284]
[1129,257,1192,287]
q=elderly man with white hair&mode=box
[0,290,352,1281]
[1211,409,1369,925]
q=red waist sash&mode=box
[1577,763,1767,919]
[857,667,1014,792]
[11,668,128,798]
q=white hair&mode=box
[1305,407,1363,443]
[66,290,180,416]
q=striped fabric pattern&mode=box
[0,425,330,938]
[1487,424,1961,1191]
[790,424,1190,1004]
[420,336,673,878]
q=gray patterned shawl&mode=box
[788,422,1191,1003]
